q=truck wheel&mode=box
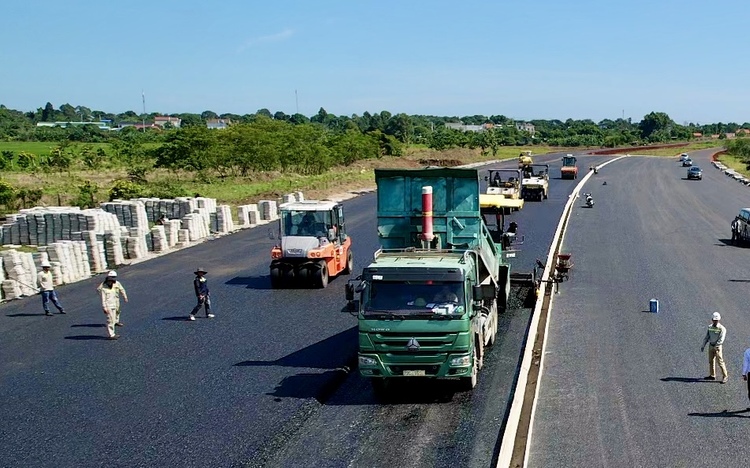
[270,266,282,289]
[314,260,329,288]
[461,347,479,391]
[343,250,354,275]
[297,265,311,287]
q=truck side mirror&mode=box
[345,283,355,301]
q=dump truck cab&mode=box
[347,168,512,392]
[270,200,353,288]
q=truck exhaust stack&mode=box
[421,186,434,247]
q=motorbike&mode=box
[583,192,594,207]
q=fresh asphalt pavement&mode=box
[528,150,750,467]
[0,150,600,468]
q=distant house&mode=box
[692,132,703,138]
[725,132,736,139]
[737,128,750,135]
[154,116,181,128]
[207,118,231,130]
[711,134,721,139]
[444,122,486,133]
[36,121,111,130]
[515,122,536,135]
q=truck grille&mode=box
[370,331,459,353]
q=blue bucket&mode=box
[649,299,659,313]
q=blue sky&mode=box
[1,0,748,123]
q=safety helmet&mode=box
[106,270,118,278]
[712,311,721,321]
[41,260,51,268]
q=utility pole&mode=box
[142,90,146,132]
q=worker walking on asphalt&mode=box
[188,267,214,321]
[38,260,65,316]
[98,271,128,340]
[742,345,750,408]
[731,217,741,244]
[701,311,728,383]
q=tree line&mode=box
[2,103,749,150]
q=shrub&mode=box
[109,179,146,201]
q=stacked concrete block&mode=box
[177,229,190,247]
[0,250,37,298]
[258,200,278,221]
[1,207,121,246]
[294,191,305,202]
[195,197,216,213]
[82,230,107,273]
[181,213,209,242]
[214,205,235,234]
[151,225,168,253]
[39,241,91,285]
[101,200,149,230]
[163,220,180,248]
[104,230,126,267]
[237,204,260,228]
[282,193,296,204]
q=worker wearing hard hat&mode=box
[38,260,65,316]
[742,345,750,408]
[97,271,128,340]
[701,312,728,383]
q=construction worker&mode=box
[188,267,214,321]
[98,271,128,340]
[742,344,750,408]
[701,311,728,383]
[731,217,741,244]
[37,260,65,316]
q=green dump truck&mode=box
[345,168,516,392]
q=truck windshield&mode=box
[364,281,465,316]
[281,210,332,237]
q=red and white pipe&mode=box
[421,186,434,245]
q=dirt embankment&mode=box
[586,143,690,155]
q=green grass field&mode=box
[715,152,750,177]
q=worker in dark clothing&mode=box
[188,267,214,321]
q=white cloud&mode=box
[237,28,294,53]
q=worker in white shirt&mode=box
[37,260,65,316]
[742,346,750,408]
[701,311,728,383]
[97,271,128,340]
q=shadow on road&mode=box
[728,279,750,283]
[226,276,272,290]
[715,239,750,248]
[162,316,191,321]
[267,370,351,403]
[234,327,357,369]
[661,377,717,383]
[64,335,109,341]
[5,313,48,317]
[71,323,105,328]
[688,408,750,418]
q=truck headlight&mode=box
[450,355,471,366]
[359,356,377,366]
